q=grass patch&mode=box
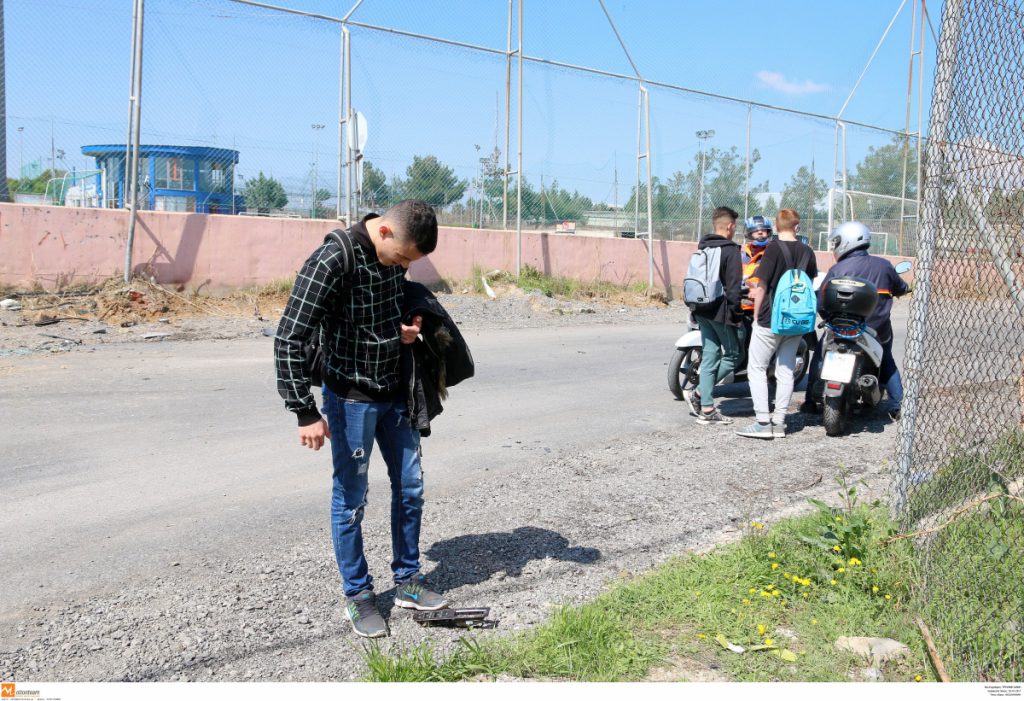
[905,429,1024,525]
[915,495,1024,681]
[362,470,943,683]
[244,276,296,297]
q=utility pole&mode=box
[311,123,324,219]
[696,129,715,238]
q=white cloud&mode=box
[756,70,830,95]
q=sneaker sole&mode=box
[346,606,388,638]
[735,431,774,439]
[697,418,733,425]
[394,597,448,612]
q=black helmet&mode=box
[744,215,773,247]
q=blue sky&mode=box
[6,0,938,205]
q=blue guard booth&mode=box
[81,144,244,214]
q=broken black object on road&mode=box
[412,607,497,628]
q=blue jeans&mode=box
[321,386,424,598]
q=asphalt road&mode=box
[0,304,908,642]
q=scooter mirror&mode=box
[894,260,913,274]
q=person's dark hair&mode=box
[385,199,438,254]
[712,206,739,228]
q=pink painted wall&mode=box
[0,203,913,294]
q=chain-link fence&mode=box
[894,0,1024,682]
[4,0,928,255]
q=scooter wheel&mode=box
[667,347,701,401]
[823,395,847,436]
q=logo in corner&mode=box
[1,683,15,698]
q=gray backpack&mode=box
[683,246,724,312]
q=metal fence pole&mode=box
[124,0,145,284]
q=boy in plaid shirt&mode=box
[275,200,445,638]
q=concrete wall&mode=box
[0,203,913,295]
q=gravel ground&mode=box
[0,289,898,682]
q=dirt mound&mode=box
[2,277,291,328]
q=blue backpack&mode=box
[770,244,816,336]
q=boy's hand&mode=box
[401,315,422,344]
[299,418,331,451]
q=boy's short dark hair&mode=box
[712,206,739,227]
[385,199,438,255]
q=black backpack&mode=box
[303,229,356,386]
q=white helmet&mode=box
[829,221,871,259]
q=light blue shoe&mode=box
[394,575,448,611]
[735,421,775,440]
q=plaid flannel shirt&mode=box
[274,224,404,425]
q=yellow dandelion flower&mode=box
[765,639,774,646]
[749,587,757,594]
[760,591,772,598]
[768,552,777,559]
[766,584,775,590]
[885,594,892,600]
[832,545,841,552]
[838,567,846,574]
[849,558,861,566]
[695,591,702,597]
[731,608,737,614]
[771,563,779,570]
[811,619,818,625]
[697,634,706,639]
[830,579,838,586]
[915,675,922,682]
[783,572,792,580]
[751,521,764,529]
[872,585,880,593]
[742,598,751,605]
[871,567,877,573]
[802,592,809,598]
[758,624,767,636]
[772,590,781,597]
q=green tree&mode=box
[540,178,592,223]
[849,135,919,199]
[242,171,287,214]
[781,165,828,233]
[402,155,466,209]
[625,146,766,238]
[361,160,390,210]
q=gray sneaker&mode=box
[345,590,388,638]
[685,389,702,417]
[735,421,775,440]
[394,575,448,611]
[697,408,733,425]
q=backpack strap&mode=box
[777,241,812,274]
[325,228,356,281]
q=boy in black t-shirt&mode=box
[736,208,818,440]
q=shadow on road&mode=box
[418,526,601,594]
